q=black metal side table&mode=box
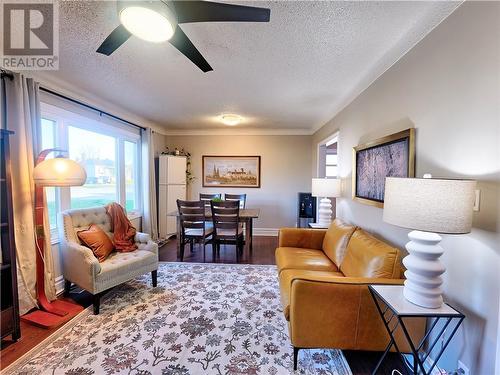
[368,285,464,375]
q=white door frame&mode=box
[315,131,339,222]
[316,131,339,177]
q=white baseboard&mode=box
[253,228,279,237]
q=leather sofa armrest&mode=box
[278,228,327,250]
[287,275,423,351]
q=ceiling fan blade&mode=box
[173,1,270,24]
[169,26,213,72]
[96,25,132,56]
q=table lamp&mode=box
[311,178,341,227]
[383,176,476,308]
[22,148,87,328]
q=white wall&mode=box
[312,3,500,374]
[164,134,312,232]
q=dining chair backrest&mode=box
[199,193,222,207]
[224,193,247,209]
[210,200,240,237]
[177,200,206,234]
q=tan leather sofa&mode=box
[276,219,425,370]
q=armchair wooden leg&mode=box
[293,347,300,371]
[189,239,194,253]
[152,270,158,287]
[93,293,101,315]
[63,280,72,297]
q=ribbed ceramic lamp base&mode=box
[403,230,445,309]
[317,197,332,227]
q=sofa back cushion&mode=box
[340,229,401,278]
[321,219,357,267]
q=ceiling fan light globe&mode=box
[119,5,176,43]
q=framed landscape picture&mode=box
[202,156,261,188]
[352,128,415,207]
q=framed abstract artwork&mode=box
[202,156,261,188]
[352,128,415,207]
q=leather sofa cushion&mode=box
[279,269,344,320]
[340,229,401,278]
[322,219,357,267]
[276,247,338,274]
[77,224,114,262]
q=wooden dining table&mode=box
[168,208,260,258]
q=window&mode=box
[325,153,338,178]
[69,126,117,209]
[40,104,142,237]
[124,140,138,212]
[317,134,338,179]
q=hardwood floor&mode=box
[1,236,403,374]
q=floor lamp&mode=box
[383,176,476,308]
[21,149,87,328]
[311,178,341,227]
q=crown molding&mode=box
[163,128,314,136]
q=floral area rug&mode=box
[5,263,352,375]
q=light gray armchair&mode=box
[59,206,158,314]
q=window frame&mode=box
[40,103,142,242]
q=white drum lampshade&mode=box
[33,157,87,187]
[383,177,476,308]
[311,178,341,227]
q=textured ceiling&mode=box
[38,1,459,132]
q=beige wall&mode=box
[312,3,499,374]
[164,135,312,230]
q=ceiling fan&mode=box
[96,1,271,72]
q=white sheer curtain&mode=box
[141,127,158,240]
[2,73,56,314]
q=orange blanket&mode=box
[106,203,138,252]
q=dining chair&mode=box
[210,200,244,262]
[199,193,222,208]
[177,200,213,262]
[224,193,247,209]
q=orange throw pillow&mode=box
[77,224,114,262]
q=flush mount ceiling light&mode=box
[220,114,243,126]
[118,2,177,43]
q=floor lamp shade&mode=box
[33,157,87,187]
[383,177,476,308]
[311,178,341,227]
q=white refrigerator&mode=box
[158,155,186,239]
